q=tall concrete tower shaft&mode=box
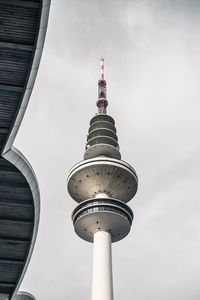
[67,59,138,300]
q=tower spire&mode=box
[100,57,104,80]
[97,58,108,114]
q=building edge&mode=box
[1,1,51,299]
[2,0,51,155]
[4,147,40,300]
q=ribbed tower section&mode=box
[67,59,138,300]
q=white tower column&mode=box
[92,231,113,300]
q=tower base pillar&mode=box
[92,231,113,300]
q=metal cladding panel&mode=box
[0,87,21,149]
[0,47,32,86]
[0,202,33,221]
[0,239,29,260]
[0,169,29,187]
[0,3,39,45]
[0,185,32,201]
[0,158,20,172]
[0,1,41,152]
[0,261,23,283]
[0,220,32,239]
[0,284,14,297]
[0,137,34,293]
[0,90,21,123]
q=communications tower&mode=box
[67,59,138,300]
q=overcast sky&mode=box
[15,1,200,299]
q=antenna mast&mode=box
[97,58,108,114]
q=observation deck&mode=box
[67,60,138,244]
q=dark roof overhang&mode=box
[0,1,50,299]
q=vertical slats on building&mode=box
[0,1,42,299]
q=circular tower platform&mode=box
[67,157,138,203]
[72,197,133,242]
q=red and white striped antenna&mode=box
[97,58,108,114]
[100,57,104,80]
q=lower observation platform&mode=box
[72,197,133,242]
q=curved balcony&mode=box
[72,198,133,243]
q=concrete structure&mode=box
[67,59,138,300]
[13,292,36,300]
[0,1,50,300]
